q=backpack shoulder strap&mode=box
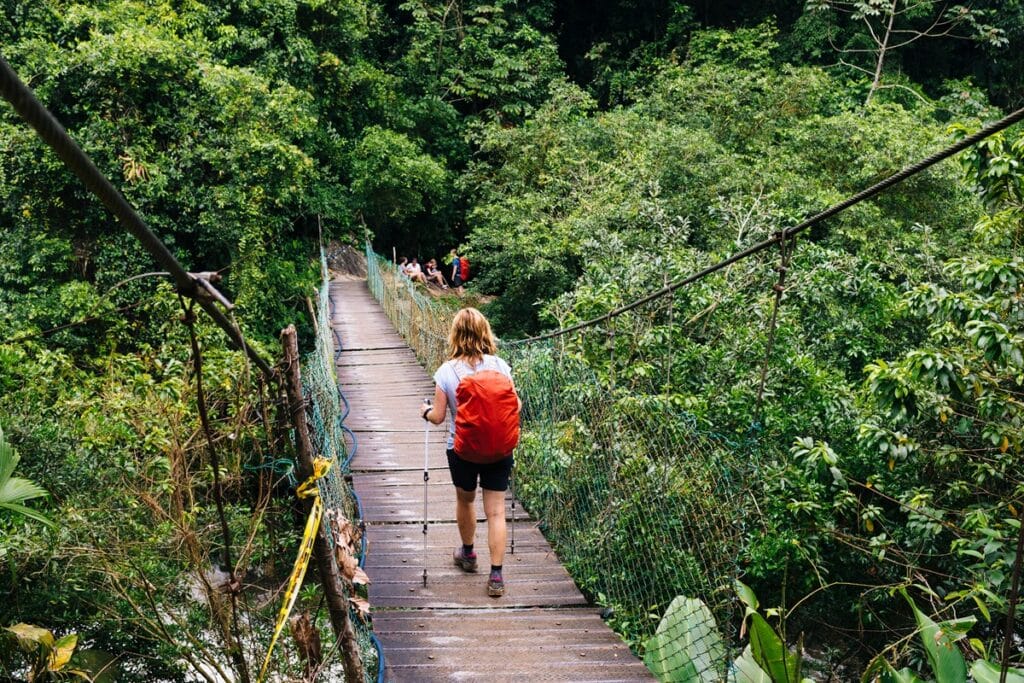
[449,359,471,384]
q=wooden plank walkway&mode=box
[329,278,653,682]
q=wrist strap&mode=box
[422,407,431,421]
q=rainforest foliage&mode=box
[1,0,1023,679]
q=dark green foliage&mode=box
[3,0,1024,677]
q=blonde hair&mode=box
[447,307,497,361]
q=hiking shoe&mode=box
[487,572,505,597]
[453,547,478,572]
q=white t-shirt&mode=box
[433,355,513,450]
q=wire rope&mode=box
[507,105,1024,346]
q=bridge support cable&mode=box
[0,53,275,380]
[508,104,1024,346]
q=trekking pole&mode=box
[422,399,431,587]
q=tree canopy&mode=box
[2,0,1023,679]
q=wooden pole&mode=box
[280,325,365,683]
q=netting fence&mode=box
[366,247,449,373]
[299,248,381,682]
[364,248,755,680]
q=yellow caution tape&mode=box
[257,457,331,683]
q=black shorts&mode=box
[452,274,463,287]
[447,449,513,492]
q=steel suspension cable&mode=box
[0,53,276,380]
[508,105,1024,346]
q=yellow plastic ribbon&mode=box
[257,457,331,683]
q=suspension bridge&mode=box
[330,275,654,681]
[4,52,1024,681]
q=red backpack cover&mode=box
[460,257,470,281]
[454,369,520,463]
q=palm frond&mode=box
[0,476,49,505]
[0,424,19,484]
[0,502,56,528]
[0,421,54,527]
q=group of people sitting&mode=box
[399,256,446,287]
[398,249,465,293]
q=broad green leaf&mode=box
[883,668,925,683]
[900,589,967,683]
[0,476,49,505]
[749,613,802,683]
[643,596,724,682]
[0,424,52,526]
[736,580,760,613]
[0,424,18,484]
[970,660,1024,683]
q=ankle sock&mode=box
[462,544,475,556]
[490,565,502,576]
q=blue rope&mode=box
[338,384,351,425]
[370,632,386,683]
[342,423,358,470]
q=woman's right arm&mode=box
[421,384,448,425]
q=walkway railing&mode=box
[300,249,381,681]
[366,247,449,373]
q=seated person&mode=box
[398,256,410,275]
[406,257,428,284]
[425,259,448,288]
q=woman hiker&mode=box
[419,307,520,597]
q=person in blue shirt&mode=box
[449,248,464,294]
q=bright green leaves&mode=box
[396,0,561,122]
[0,422,53,528]
[687,19,780,70]
[735,581,812,683]
[900,588,972,683]
[860,249,1022,480]
[642,596,725,682]
[350,126,450,224]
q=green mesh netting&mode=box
[366,249,449,374]
[299,248,379,683]
[364,246,751,681]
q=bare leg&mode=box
[455,488,476,546]
[482,489,507,567]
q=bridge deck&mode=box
[330,279,653,682]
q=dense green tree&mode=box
[3,0,1024,675]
